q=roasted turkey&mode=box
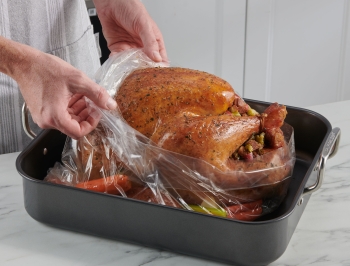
[115,67,289,170]
[75,67,294,219]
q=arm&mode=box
[93,0,168,62]
[0,36,117,139]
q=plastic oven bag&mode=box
[45,49,296,221]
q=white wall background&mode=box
[143,0,350,108]
[244,0,350,107]
[143,0,246,96]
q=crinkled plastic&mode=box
[45,49,296,221]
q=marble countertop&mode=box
[1,100,349,266]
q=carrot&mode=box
[227,207,263,221]
[226,199,263,213]
[75,175,131,195]
[226,199,263,221]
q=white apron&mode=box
[0,0,101,154]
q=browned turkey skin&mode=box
[115,67,288,173]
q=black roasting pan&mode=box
[16,99,340,266]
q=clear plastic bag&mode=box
[45,49,296,221]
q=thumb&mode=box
[138,22,163,62]
[77,78,117,110]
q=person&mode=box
[0,0,168,154]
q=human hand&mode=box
[93,0,168,62]
[15,47,117,139]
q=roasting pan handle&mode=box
[300,127,341,202]
[22,102,36,139]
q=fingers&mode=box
[72,73,117,111]
[158,44,168,64]
[139,23,166,62]
[135,12,168,62]
[18,49,111,139]
[32,105,100,139]
[32,91,103,139]
[53,109,101,139]
[67,94,86,115]
[68,93,84,106]
[96,0,168,63]
[152,23,168,63]
[66,98,102,138]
